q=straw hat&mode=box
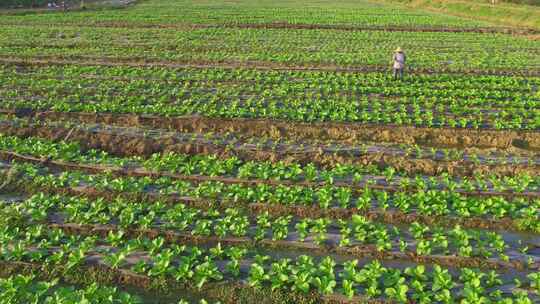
[395,47,403,52]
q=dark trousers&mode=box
[393,68,404,80]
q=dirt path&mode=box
[1,112,540,177]
[7,109,539,151]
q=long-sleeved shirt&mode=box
[393,52,406,69]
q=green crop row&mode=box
[0,132,538,192]
[0,0,492,28]
[2,68,539,129]
[2,223,540,303]
[5,192,533,263]
[3,66,538,109]
[0,273,141,304]
[3,161,540,232]
[0,24,538,70]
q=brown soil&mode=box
[2,111,540,178]
[0,109,540,176]
[17,110,540,151]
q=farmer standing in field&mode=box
[392,47,406,80]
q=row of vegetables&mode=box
[0,25,538,70]
[5,192,537,265]
[3,65,538,106]
[5,93,537,129]
[0,0,493,29]
[3,131,539,302]
[1,2,539,302]
[1,273,221,304]
[1,221,540,303]
[2,117,539,188]
[5,78,536,117]
[1,273,142,304]
[0,133,537,194]
[1,131,539,302]
[3,160,540,233]
[1,64,538,129]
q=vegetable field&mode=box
[0,0,539,303]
